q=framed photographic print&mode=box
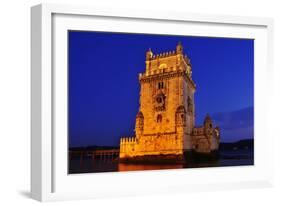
[31,3,274,201]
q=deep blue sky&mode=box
[68,31,254,147]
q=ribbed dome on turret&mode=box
[204,114,212,123]
[176,41,183,54]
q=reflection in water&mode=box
[69,149,253,174]
[118,163,183,171]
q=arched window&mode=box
[157,114,162,123]
[176,105,186,126]
[158,82,164,89]
[136,111,144,129]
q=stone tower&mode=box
[119,43,219,162]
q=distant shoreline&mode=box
[69,138,253,151]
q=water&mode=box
[69,149,254,174]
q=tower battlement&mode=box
[120,136,137,144]
[149,50,176,59]
[147,49,191,63]
[142,42,192,81]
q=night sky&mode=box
[68,31,254,147]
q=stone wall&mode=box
[119,133,183,159]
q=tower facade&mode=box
[119,43,220,162]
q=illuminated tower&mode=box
[119,43,219,161]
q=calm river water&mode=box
[69,149,254,174]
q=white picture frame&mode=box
[31,3,274,202]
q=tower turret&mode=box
[176,105,186,127]
[135,111,144,137]
[146,48,153,60]
[204,114,213,137]
[176,41,183,54]
[204,114,212,127]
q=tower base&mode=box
[119,150,219,164]
[119,154,185,164]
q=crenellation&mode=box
[149,50,179,60]
[120,136,137,144]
